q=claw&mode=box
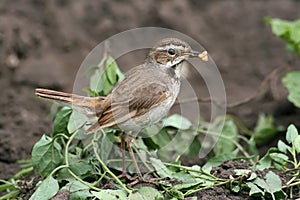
[117,173,135,181]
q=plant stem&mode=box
[184,174,247,196]
[198,128,254,164]
[0,190,19,200]
[63,130,102,192]
[92,133,132,194]
[283,180,300,189]
[13,167,33,179]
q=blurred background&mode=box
[1,0,300,179]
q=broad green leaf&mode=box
[105,56,125,85]
[162,114,192,130]
[100,133,113,163]
[277,140,291,153]
[53,107,72,136]
[247,182,264,196]
[248,137,259,156]
[91,190,127,200]
[202,149,238,172]
[231,185,240,193]
[128,187,163,200]
[282,72,300,108]
[213,120,238,155]
[69,160,96,179]
[185,136,201,157]
[32,135,63,176]
[172,171,196,183]
[253,177,268,191]
[268,18,291,36]
[90,56,124,96]
[253,114,278,145]
[29,176,59,200]
[293,135,300,153]
[167,189,184,199]
[147,128,171,149]
[286,124,298,144]
[266,17,300,56]
[67,110,87,133]
[172,182,201,190]
[234,169,251,176]
[247,172,257,181]
[269,152,289,163]
[61,180,93,199]
[265,171,282,194]
[150,157,173,178]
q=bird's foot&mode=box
[117,172,135,181]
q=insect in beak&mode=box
[188,50,208,62]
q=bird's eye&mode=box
[167,48,176,56]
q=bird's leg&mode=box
[117,135,133,180]
[126,136,163,187]
[127,136,143,181]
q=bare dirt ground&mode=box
[1,0,300,199]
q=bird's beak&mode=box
[188,50,209,62]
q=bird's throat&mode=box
[168,60,183,79]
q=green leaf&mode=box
[69,160,96,179]
[213,120,238,155]
[266,17,300,56]
[105,56,124,85]
[29,176,59,200]
[100,133,113,163]
[53,107,72,136]
[128,187,163,200]
[282,72,300,108]
[61,180,93,199]
[32,135,63,176]
[91,190,127,200]
[162,114,192,130]
[90,56,124,96]
[247,172,257,181]
[185,136,201,157]
[231,185,240,193]
[269,152,288,166]
[147,128,171,149]
[167,189,184,200]
[172,171,196,183]
[286,124,298,144]
[293,135,300,153]
[67,110,87,133]
[248,137,259,156]
[234,169,251,176]
[150,157,173,178]
[202,149,238,172]
[247,182,264,196]
[253,114,278,145]
[277,140,291,153]
[172,182,202,190]
[264,171,282,194]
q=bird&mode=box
[35,38,208,185]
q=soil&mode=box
[1,0,300,199]
[194,160,294,200]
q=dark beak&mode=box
[188,50,208,62]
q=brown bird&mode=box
[35,38,208,184]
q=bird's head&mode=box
[147,38,208,68]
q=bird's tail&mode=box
[35,88,106,118]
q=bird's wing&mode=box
[98,82,171,128]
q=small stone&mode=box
[5,54,20,68]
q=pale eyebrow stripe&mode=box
[156,45,185,51]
